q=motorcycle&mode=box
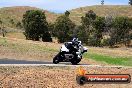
[53,39,88,65]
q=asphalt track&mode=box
[0,58,95,66]
[0,58,131,68]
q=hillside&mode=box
[70,5,132,24]
[1,5,132,29]
[0,6,59,30]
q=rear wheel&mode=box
[53,58,59,64]
[53,53,60,64]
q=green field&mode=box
[84,52,132,66]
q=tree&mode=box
[54,11,75,43]
[48,23,55,37]
[81,10,96,32]
[104,16,114,32]
[79,10,96,44]
[101,0,104,5]
[76,25,89,44]
[0,19,6,37]
[93,17,105,46]
[65,10,70,17]
[110,17,132,46]
[42,31,52,42]
[0,19,2,24]
[85,10,96,21]
[129,0,132,5]
[22,10,52,42]
[0,19,2,35]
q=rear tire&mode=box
[53,58,59,64]
[53,53,60,64]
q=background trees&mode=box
[22,10,52,42]
[77,10,96,44]
[0,19,6,37]
[54,11,75,43]
[77,10,132,47]
[109,17,132,47]
[92,17,105,46]
[22,9,131,47]
[78,10,106,46]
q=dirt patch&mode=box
[0,66,131,88]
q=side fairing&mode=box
[61,45,69,52]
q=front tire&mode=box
[71,59,81,65]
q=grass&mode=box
[0,37,132,66]
[0,37,60,60]
[84,52,132,66]
[0,37,58,53]
[6,32,25,39]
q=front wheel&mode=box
[71,59,81,65]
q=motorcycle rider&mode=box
[53,37,88,64]
[71,37,79,48]
[71,37,82,59]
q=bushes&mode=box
[88,36,99,46]
[22,10,131,47]
[109,17,132,46]
[22,10,52,42]
[101,38,110,46]
[42,31,52,42]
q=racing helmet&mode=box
[72,37,79,45]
